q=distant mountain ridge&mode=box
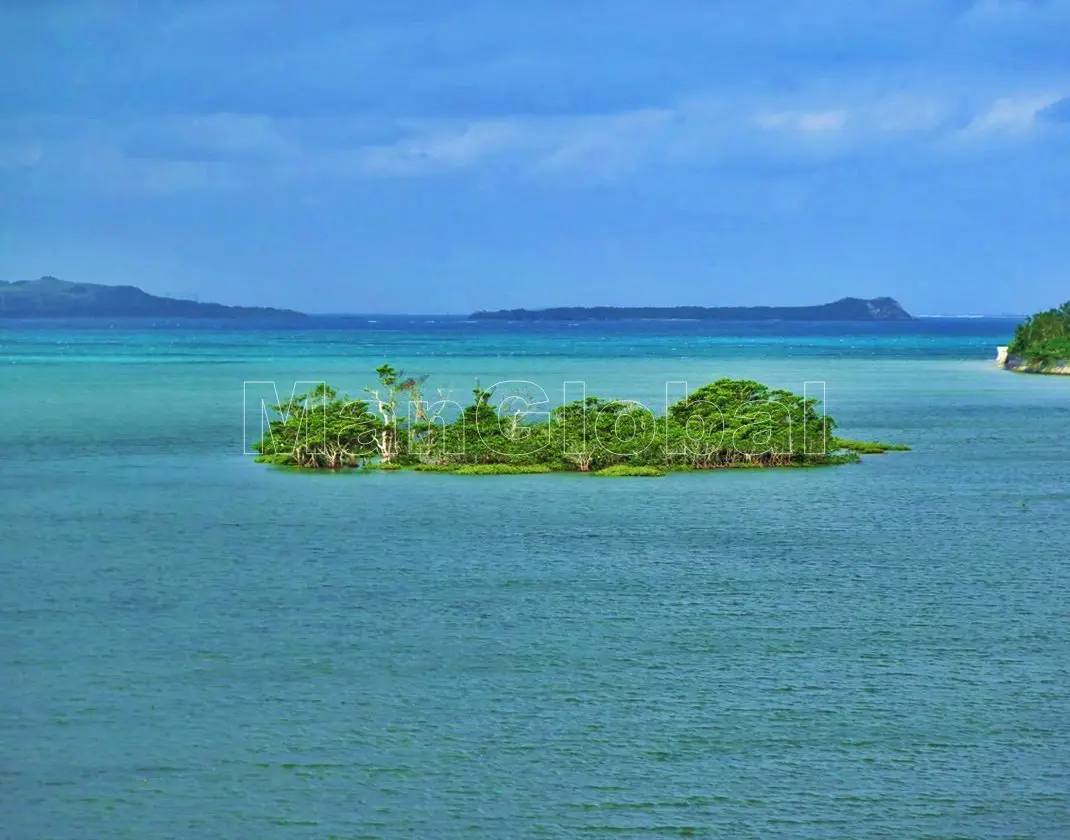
[471,297,913,321]
[0,276,305,318]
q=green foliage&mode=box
[833,438,911,454]
[664,379,834,468]
[251,383,379,469]
[1009,302,1070,366]
[594,465,666,477]
[553,397,659,472]
[363,365,403,463]
[452,463,553,475]
[1021,337,1070,370]
[253,453,296,465]
[428,383,554,466]
[252,366,903,474]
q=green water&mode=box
[2,320,1069,838]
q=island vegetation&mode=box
[1005,301,1070,373]
[470,297,912,322]
[252,365,908,474]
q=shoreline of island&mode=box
[997,302,1070,375]
[996,346,1070,375]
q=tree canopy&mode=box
[1008,302,1070,369]
[253,367,905,473]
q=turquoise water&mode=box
[3,319,1070,839]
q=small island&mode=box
[999,301,1070,375]
[470,297,913,322]
[253,365,908,474]
[0,276,305,319]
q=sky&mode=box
[1,0,1068,315]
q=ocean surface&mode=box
[2,317,1069,839]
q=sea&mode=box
[2,316,1069,839]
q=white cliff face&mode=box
[996,346,1009,366]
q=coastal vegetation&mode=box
[594,465,667,477]
[1006,302,1070,372]
[833,438,912,454]
[252,365,907,474]
[452,464,554,475]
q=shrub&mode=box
[1024,337,1070,369]
[594,465,666,477]
[254,453,296,465]
[833,438,911,454]
[452,463,553,475]
[1009,302,1070,357]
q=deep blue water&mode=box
[2,317,1069,839]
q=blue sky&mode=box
[1,0,1068,314]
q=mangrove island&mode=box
[252,365,908,475]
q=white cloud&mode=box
[962,93,1063,135]
[359,121,524,175]
[0,85,1061,193]
[533,109,674,175]
[755,109,849,133]
[870,95,949,132]
[180,113,288,153]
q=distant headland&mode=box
[0,276,305,319]
[470,297,913,322]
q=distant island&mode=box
[0,276,305,318]
[998,301,1070,375]
[470,297,913,322]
